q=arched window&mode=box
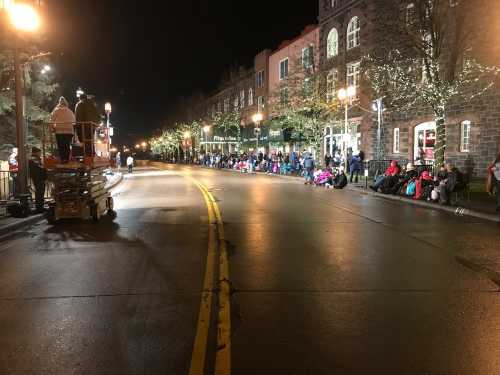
[248,88,254,106]
[327,28,338,58]
[347,16,360,50]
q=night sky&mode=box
[47,1,318,144]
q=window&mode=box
[279,58,289,80]
[347,61,361,93]
[223,98,230,112]
[347,16,360,49]
[326,69,338,102]
[256,70,265,88]
[257,96,265,112]
[280,87,289,106]
[393,128,400,153]
[302,45,314,69]
[240,90,245,109]
[248,88,254,106]
[460,120,471,152]
[330,0,338,7]
[406,3,415,25]
[302,78,313,97]
[218,101,222,113]
[233,96,239,110]
[327,28,339,58]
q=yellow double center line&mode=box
[188,177,232,375]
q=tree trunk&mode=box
[434,107,446,169]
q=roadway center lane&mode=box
[0,168,209,375]
[178,165,500,375]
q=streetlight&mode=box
[337,85,357,171]
[252,113,263,152]
[41,64,51,74]
[8,3,41,32]
[141,141,147,148]
[7,2,41,209]
[76,87,84,99]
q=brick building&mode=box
[319,0,500,176]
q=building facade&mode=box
[319,0,500,176]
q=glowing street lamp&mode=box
[41,64,51,74]
[337,85,357,171]
[141,142,147,148]
[76,87,84,99]
[8,3,41,207]
[252,113,263,151]
[8,3,41,32]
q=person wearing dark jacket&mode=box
[29,147,46,213]
[75,94,100,157]
[488,154,500,212]
[333,167,348,189]
[439,164,464,205]
[391,163,418,195]
[349,153,362,183]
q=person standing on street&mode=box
[349,153,362,184]
[51,97,76,163]
[127,155,134,173]
[115,151,122,171]
[488,154,500,212]
[28,147,46,213]
[303,153,315,185]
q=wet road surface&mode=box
[0,165,499,374]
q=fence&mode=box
[0,170,53,204]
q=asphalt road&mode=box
[0,165,499,375]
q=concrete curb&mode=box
[0,214,44,238]
[196,164,500,223]
[106,173,124,190]
[346,185,500,223]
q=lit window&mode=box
[326,68,338,102]
[302,45,314,69]
[330,0,338,7]
[279,58,289,80]
[460,120,471,152]
[327,28,338,58]
[256,70,265,88]
[393,128,400,153]
[233,96,239,110]
[240,90,245,109]
[224,98,230,112]
[248,88,254,106]
[257,96,265,112]
[346,61,360,96]
[347,16,360,50]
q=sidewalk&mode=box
[199,165,500,223]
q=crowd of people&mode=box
[195,150,500,212]
[369,160,469,206]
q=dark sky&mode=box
[47,0,318,144]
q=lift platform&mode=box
[42,121,116,223]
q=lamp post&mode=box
[7,3,41,206]
[252,113,263,153]
[337,86,356,172]
[76,87,84,99]
[203,125,210,153]
[372,98,384,161]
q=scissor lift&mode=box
[43,121,116,223]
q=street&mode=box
[1,164,500,375]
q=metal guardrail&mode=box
[1,170,53,204]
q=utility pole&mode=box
[14,46,28,202]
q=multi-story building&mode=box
[319,0,500,176]
[203,67,257,153]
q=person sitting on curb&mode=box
[333,167,348,189]
[391,163,419,195]
[414,170,434,200]
[439,163,465,205]
[370,160,401,192]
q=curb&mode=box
[0,214,44,238]
[106,173,124,191]
[346,185,500,223]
